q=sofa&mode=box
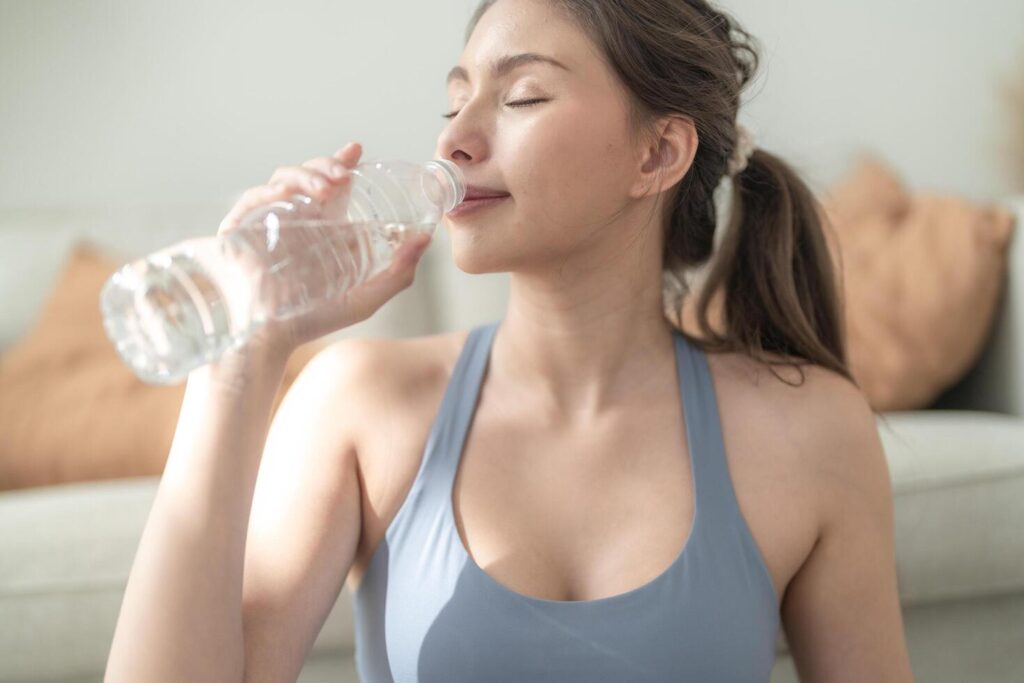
[0,195,1022,683]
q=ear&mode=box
[629,115,699,200]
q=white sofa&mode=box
[0,197,1022,682]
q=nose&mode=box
[435,115,490,166]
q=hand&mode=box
[215,142,433,360]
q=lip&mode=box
[464,184,510,200]
[446,194,510,219]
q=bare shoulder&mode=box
[733,357,910,677]
[706,348,887,536]
[315,329,470,447]
[315,330,463,388]
[318,330,467,399]
[319,329,470,590]
[706,348,875,447]
[747,356,887,492]
[783,363,893,532]
[317,329,470,497]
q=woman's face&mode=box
[435,0,651,276]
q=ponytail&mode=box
[679,148,854,388]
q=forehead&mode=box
[450,0,593,83]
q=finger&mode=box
[332,142,363,166]
[302,156,352,182]
[217,183,292,234]
[267,165,338,200]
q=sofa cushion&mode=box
[880,410,1024,604]
[0,476,356,680]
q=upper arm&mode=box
[780,378,914,682]
[240,338,377,683]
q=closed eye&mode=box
[441,98,548,120]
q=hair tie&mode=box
[727,124,755,177]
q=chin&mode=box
[451,252,504,275]
[447,239,514,275]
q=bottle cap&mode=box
[424,159,466,211]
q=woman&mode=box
[106,1,914,681]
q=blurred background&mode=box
[0,1,1022,682]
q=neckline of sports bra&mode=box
[444,323,703,607]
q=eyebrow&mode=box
[446,52,570,85]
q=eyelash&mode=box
[441,98,548,120]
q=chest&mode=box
[348,365,817,605]
[450,401,697,602]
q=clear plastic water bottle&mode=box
[99,159,465,386]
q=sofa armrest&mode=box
[932,195,1023,417]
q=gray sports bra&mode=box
[353,320,780,681]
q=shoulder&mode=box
[316,330,465,389]
[768,360,888,501]
[709,349,876,444]
[709,350,889,526]
[745,361,910,676]
[311,328,469,391]
[797,367,893,540]
[309,328,471,448]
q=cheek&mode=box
[510,101,632,233]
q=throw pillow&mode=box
[0,242,325,492]
[821,156,1016,410]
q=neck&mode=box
[493,255,677,423]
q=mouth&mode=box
[446,194,511,219]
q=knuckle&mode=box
[324,161,348,179]
[305,171,330,191]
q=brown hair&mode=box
[464,0,858,393]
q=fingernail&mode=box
[329,165,346,179]
[312,177,326,190]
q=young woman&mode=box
[107,1,914,681]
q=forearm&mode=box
[105,346,291,682]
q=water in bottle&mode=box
[100,159,465,385]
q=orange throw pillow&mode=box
[821,156,1016,411]
[0,242,324,492]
